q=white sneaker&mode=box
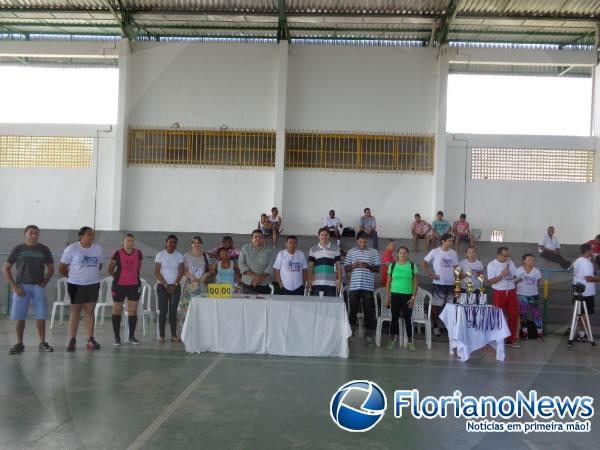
[433,327,441,337]
[365,336,374,346]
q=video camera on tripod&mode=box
[568,282,596,347]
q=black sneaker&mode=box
[114,337,121,347]
[66,338,76,352]
[9,343,24,355]
[86,337,100,351]
[38,342,54,352]
[128,337,140,345]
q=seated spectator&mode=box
[324,209,343,245]
[259,213,273,237]
[238,229,276,295]
[427,211,451,251]
[207,236,240,261]
[273,236,308,295]
[183,236,211,295]
[358,207,378,250]
[538,226,571,270]
[411,213,431,252]
[453,213,474,252]
[380,240,396,288]
[268,207,282,248]
[210,248,241,291]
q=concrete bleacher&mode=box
[0,228,592,327]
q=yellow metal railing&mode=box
[0,135,93,168]
[286,131,434,172]
[128,128,276,168]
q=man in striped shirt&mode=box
[344,231,381,344]
[308,228,342,297]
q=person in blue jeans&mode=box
[3,225,55,354]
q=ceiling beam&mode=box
[277,0,288,41]
[431,0,460,47]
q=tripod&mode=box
[567,295,596,347]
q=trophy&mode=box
[478,273,487,305]
[466,271,476,304]
[454,267,465,304]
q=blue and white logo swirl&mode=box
[330,380,387,432]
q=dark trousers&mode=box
[390,293,413,342]
[281,286,305,296]
[540,250,571,270]
[241,284,271,295]
[366,230,379,250]
[157,284,181,338]
[311,285,337,297]
[348,290,376,337]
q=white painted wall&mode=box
[124,167,274,234]
[286,45,437,133]
[445,134,597,244]
[127,42,279,129]
[0,124,117,230]
[283,170,433,238]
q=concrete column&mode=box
[591,27,600,233]
[273,40,288,212]
[432,46,449,216]
[112,38,131,230]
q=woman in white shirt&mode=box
[154,234,184,343]
[514,253,543,341]
[59,226,103,352]
[183,236,210,295]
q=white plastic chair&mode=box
[269,283,275,295]
[411,287,433,350]
[153,282,161,339]
[50,277,70,328]
[94,276,114,329]
[375,287,408,347]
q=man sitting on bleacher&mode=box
[538,226,571,270]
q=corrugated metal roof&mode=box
[0,1,597,45]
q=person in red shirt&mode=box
[108,234,143,346]
[380,240,396,287]
[453,213,474,252]
[587,234,600,267]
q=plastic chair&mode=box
[375,287,409,347]
[50,277,70,328]
[94,276,114,329]
[153,282,161,339]
[269,283,275,295]
[411,287,433,350]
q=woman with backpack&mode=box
[384,246,419,351]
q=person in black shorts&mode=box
[59,227,104,352]
[108,234,143,346]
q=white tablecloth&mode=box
[181,295,352,358]
[439,303,511,362]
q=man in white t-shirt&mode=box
[538,226,571,270]
[487,247,519,347]
[571,243,599,345]
[324,209,343,245]
[274,236,308,296]
[515,253,543,341]
[421,233,458,336]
